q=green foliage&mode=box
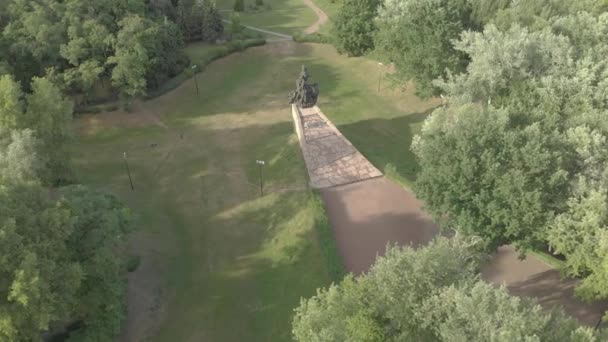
[293,236,483,341]
[294,236,605,341]
[24,76,74,184]
[421,281,600,341]
[61,185,132,341]
[234,0,245,12]
[0,74,23,129]
[255,0,264,7]
[293,32,332,44]
[0,128,44,184]
[178,0,224,42]
[0,182,81,341]
[331,0,379,56]
[107,15,150,100]
[413,104,569,251]
[489,0,603,31]
[0,154,132,341]
[143,18,189,90]
[1,0,189,99]
[229,13,245,37]
[375,0,477,97]
[415,12,608,301]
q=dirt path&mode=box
[303,0,328,34]
[481,246,608,328]
[320,177,438,274]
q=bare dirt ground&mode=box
[320,177,438,274]
[482,245,608,328]
[303,0,328,34]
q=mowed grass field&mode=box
[72,42,438,341]
[216,0,316,35]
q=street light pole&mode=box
[377,62,383,93]
[191,64,199,95]
[123,152,134,191]
[256,160,265,197]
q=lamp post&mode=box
[191,64,199,95]
[377,62,384,93]
[256,160,265,197]
[123,152,134,191]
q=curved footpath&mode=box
[291,104,608,327]
[219,0,328,40]
[303,0,329,34]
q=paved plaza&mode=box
[294,105,382,188]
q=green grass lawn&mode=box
[217,0,316,35]
[73,42,436,341]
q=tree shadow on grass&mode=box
[333,109,435,185]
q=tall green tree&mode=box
[415,12,608,302]
[0,182,82,341]
[375,0,476,97]
[107,15,150,101]
[0,74,23,129]
[24,76,74,184]
[0,128,44,184]
[332,0,379,56]
[60,185,132,341]
[293,237,604,341]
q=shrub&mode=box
[233,0,244,12]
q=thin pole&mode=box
[194,73,199,95]
[258,163,264,197]
[377,63,383,93]
[124,152,134,191]
[192,65,200,96]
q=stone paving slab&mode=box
[292,105,382,188]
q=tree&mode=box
[0,74,23,129]
[331,0,379,56]
[24,76,74,184]
[375,0,477,97]
[60,185,132,341]
[293,236,605,341]
[415,13,608,302]
[412,105,570,251]
[143,18,188,90]
[420,281,603,341]
[0,182,82,341]
[233,0,244,12]
[107,15,150,101]
[0,128,44,184]
[199,0,223,42]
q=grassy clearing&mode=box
[217,0,316,35]
[529,249,567,270]
[73,42,436,340]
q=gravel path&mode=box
[320,177,438,274]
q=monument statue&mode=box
[288,65,319,108]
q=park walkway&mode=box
[292,105,382,188]
[291,104,608,327]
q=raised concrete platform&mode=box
[291,105,382,188]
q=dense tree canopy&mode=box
[331,0,380,56]
[414,11,608,303]
[375,0,477,97]
[0,0,222,102]
[293,237,606,341]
